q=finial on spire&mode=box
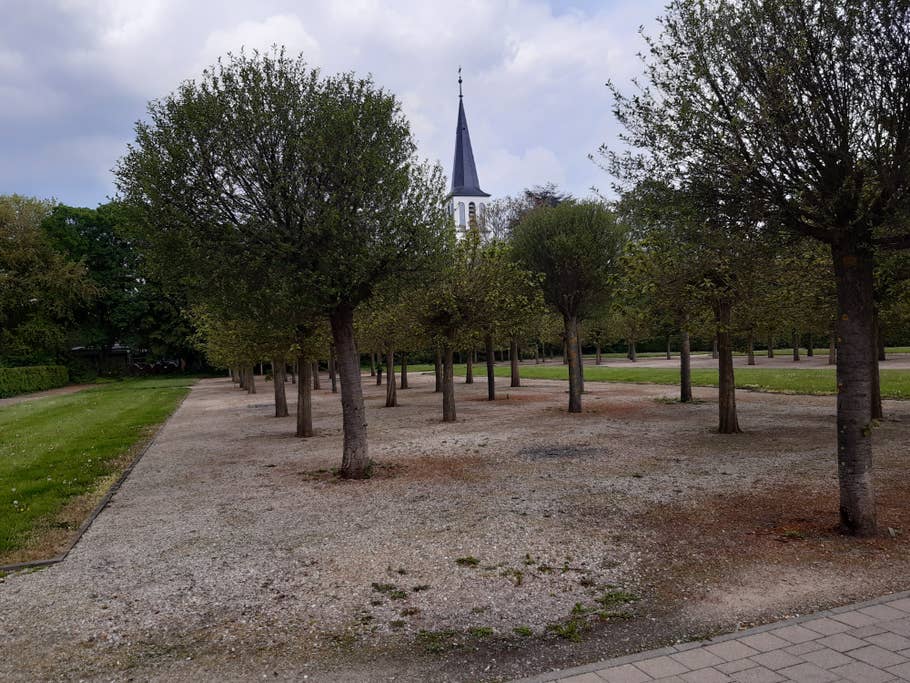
[458,66,463,98]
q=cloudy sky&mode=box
[1,0,667,208]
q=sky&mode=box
[0,0,667,208]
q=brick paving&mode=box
[515,591,910,682]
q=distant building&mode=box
[447,69,491,235]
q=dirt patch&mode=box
[465,391,551,402]
[1,374,908,683]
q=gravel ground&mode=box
[0,371,907,682]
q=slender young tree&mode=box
[512,201,626,413]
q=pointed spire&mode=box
[450,70,490,198]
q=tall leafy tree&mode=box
[116,49,448,478]
[511,201,626,412]
[608,1,910,534]
[0,196,95,365]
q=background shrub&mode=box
[0,365,69,398]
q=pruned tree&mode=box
[607,0,910,534]
[116,48,448,479]
[511,200,626,413]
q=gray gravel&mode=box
[0,372,906,682]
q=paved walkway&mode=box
[518,591,910,683]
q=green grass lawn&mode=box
[0,377,194,560]
[407,363,910,399]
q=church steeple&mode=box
[450,68,489,198]
[448,69,491,234]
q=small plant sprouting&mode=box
[416,629,459,653]
[513,625,533,637]
[596,588,638,609]
[455,556,480,567]
[469,626,495,638]
[412,584,431,592]
[501,568,524,586]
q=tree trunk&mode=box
[629,339,637,362]
[465,350,474,384]
[231,367,238,384]
[562,340,568,365]
[680,328,692,403]
[385,349,397,407]
[485,334,496,401]
[564,314,582,413]
[400,353,409,389]
[878,320,887,362]
[370,352,376,377]
[807,334,814,357]
[272,359,288,417]
[715,300,740,434]
[831,242,877,535]
[595,343,602,365]
[712,338,719,360]
[238,367,246,390]
[510,337,521,387]
[330,305,370,479]
[577,336,585,394]
[290,361,296,384]
[871,311,882,420]
[248,366,257,395]
[434,349,442,393]
[442,345,456,422]
[747,330,755,366]
[312,362,321,390]
[792,330,800,361]
[767,333,774,358]
[296,356,313,438]
[666,334,672,360]
[376,363,382,386]
[329,346,337,393]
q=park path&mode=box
[518,591,910,682]
[0,383,94,408]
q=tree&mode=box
[608,0,910,534]
[511,201,626,412]
[116,49,448,479]
[42,202,202,369]
[0,195,95,365]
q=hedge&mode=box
[0,365,69,399]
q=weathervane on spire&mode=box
[458,66,463,98]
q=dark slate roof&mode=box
[450,98,490,198]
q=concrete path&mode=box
[518,591,910,682]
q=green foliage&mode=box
[0,366,69,398]
[116,48,448,325]
[511,201,626,320]
[0,377,193,557]
[0,195,96,365]
[455,556,480,567]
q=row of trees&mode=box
[115,2,910,540]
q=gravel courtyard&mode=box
[1,372,908,682]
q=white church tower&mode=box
[448,69,491,235]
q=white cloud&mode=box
[2,0,667,206]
